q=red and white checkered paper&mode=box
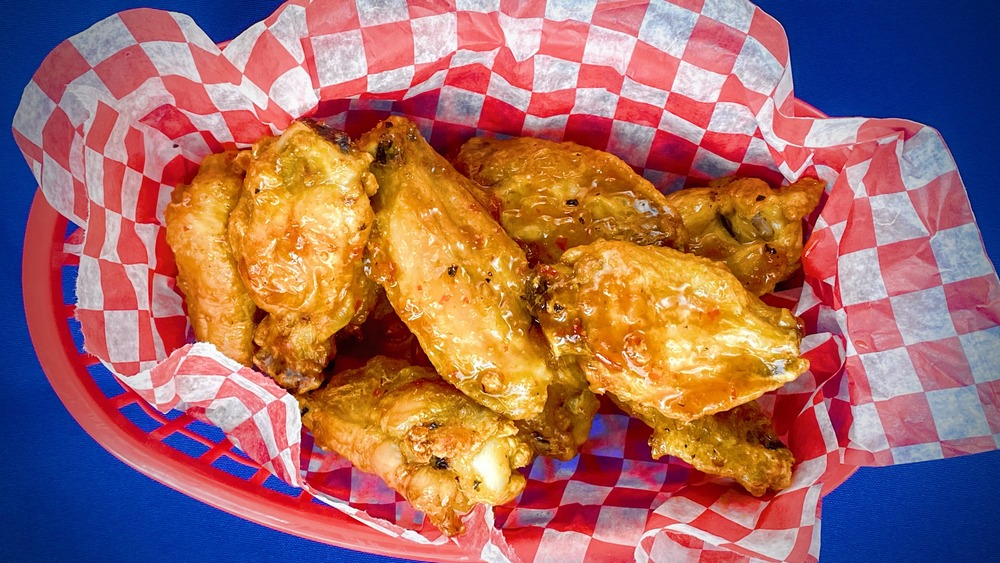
[14,0,1000,561]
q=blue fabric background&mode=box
[2,2,996,561]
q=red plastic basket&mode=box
[22,98,852,561]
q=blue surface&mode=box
[2,2,997,562]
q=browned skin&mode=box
[165,152,257,365]
[664,177,824,295]
[615,397,793,496]
[359,117,597,459]
[533,240,809,423]
[300,356,535,536]
[453,136,687,266]
[228,120,379,393]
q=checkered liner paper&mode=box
[13,0,1000,561]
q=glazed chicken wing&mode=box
[300,356,534,536]
[359,117,551,420]
[615,397,793,496]
[165,151,257,365]
[453,136,687,265]
[533,240,809,422]
[228,120,379,393]
[663,177,824,295]
[360,117,596,455]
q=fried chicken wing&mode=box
[165,152,257,365]
[228,120,379,393]
[533,240,809,422]
[663,177,824,295]
[514,358,598,461]
[453,136,687,265]
[615,397,793,496]
[300,356,534,536]
[359,117,553,420]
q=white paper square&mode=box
[572,88,618,119]
[487,73,531,111]
[143,41,201,81]
[533,55,581,93]
[412,13,457,65]
[593,506,648,546]
[582,26,636,72]
[311,31,368,87]
[435,87,485,124]
[901,127,958,191]
[104,309,140,363]
[959,326,1000,384]
[859,347,923,400]
[367,67,415,94]
[535,529,590,563]
[849,401,890,453]
[356,0,409,27]
[545,0,597,22]
[869,191,930,245]
[70,14,137,66]
[561,480,611,505]
[891,442,943,464]
[931,223,996,284]
[607,120,655,168]
[702,0,755,32]
[620,77,668,107]
[732,36,784,94]
[926,386,992,441]
[671,60,726,103]
[637,1,698,59]
[498,14,542,62]
[838,248,888,306]
[456,0,499,11]
[269,67,318,116]
[890,286,957,345]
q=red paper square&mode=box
[100,260,140,310]
[119,9,186,43]
[32,40,92,103]
[478,96,527,137]
[102,159,126,215]
[700,130,752,164]
[361,21,415,75]
[944,275,1000,335]
[243,31,301,91]
[844,298,905,353]
[665,93,713,129]
[838,197,878,255]
[86,102,120,153]
[577,63,624,93]
[304,0,361,35]
[116,219,150,265]
[592,2,646,36]
[908,170,974,233]
[627,40,680,90]
[690,508,751,543]
[907,337,975,392]
[41,108,75,171]
[564,114,613,150]
[682,17,747,76]
[538,18,589,60]
[646,129,700,175]
[877,238,941,297]
[747,8,787,63]
[526,89,576,118]
[875,393,939,448]
[93,45,159,99]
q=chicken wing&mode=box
[359,116,553,420]
[663,177,824,295]
[165,152,257,365]
[532,240,809,422]
[453,136,687,265]
[228,120,379,393]
[300,356,535,536]
[614,397,793,496]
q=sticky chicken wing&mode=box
[453,136,687,265]
[361,117,596,456]
[614,397,793,496]
[663,177,824,295]
[359,117,552,420]
[533,240,809,422]
[300,356,534,536]
[228,120,379,393]
[165,152,257,365]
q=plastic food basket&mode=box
[22,99,849,561]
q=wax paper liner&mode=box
[14,0,1000,561]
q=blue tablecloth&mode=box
[3,2,997,561]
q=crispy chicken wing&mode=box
[663,177,824,295]
[361,117,596,455]
[533,240,809,422]
[228,120,379,393]
[300,356,534,536]
[359,117,552,420]
[615,397,793,496]
[165,152,257,365]
[453,136,687,265]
